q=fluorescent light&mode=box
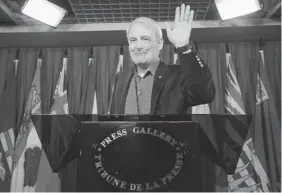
[215,0,262,20]
[21,0,67,27]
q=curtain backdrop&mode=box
[0,41,280,191]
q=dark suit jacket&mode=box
[110,51,215,114]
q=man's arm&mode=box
[164,3,215,106]
[178,50,216,106]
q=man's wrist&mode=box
[174,40,190,48]
[175,42,193,54]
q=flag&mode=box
[34,56,69,192]
[107,47,123,114]
[50,57,69,115]
[225,52,271,192]
[0,60,17,191]
[252,49,280,192]
[49,57,69,161]
[50,56,76,191]
[11,58,43,192]
[79,48,97,114]
[92,92,98,114]
[191,104,211,114]
[78,48,98,114]
[116,50,123,75]
[173,48,178,65]
[90,57,98,114]
[225,53,245,115]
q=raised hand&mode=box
[165,4,194,48]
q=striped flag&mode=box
[11,58,43,192]
[0,59,17,192]
[225,52,271,192]
[225,53,245,115]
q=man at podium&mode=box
[110,3,215,115]
[32,4,253,193]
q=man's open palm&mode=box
[165,4,194,48]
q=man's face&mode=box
[127,22,162,68]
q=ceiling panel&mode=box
[62,0,212,24]
[3,0,279,26]
[0,0,214,25]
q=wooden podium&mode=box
[32,114,252,192]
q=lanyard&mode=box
[134,73,141,115]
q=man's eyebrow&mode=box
[128,36,151,40]
[141,36,151,39]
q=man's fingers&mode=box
[174,6,180,23]
[184,5,190,22]
[188,10,194,25]
[180,4,185,22]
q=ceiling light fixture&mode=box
[215,0,262,20]
[21,0,67,27]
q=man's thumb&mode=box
[165,22,172,38]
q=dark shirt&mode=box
[124,63,158,114]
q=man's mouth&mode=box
[134,52,146,55]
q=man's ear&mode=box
[158,39,164,50]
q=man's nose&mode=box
[135,40,143,49]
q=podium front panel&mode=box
[77,121,215,192]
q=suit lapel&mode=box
[150,61,170,114]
